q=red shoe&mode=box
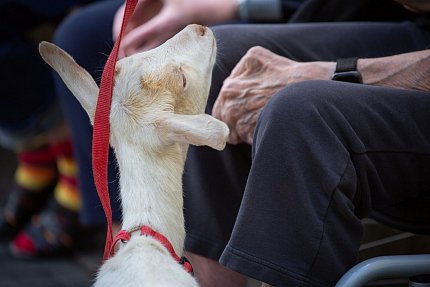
[10,198,79,258]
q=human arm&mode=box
[114,0,301,56]
[359,49,430,91]
[114,0,238,56]
[213,47,430,145]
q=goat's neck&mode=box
[114,143,188,255]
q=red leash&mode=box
[92,0,137,261]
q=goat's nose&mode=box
[196,25,207,36]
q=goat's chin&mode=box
[94,237,198,287]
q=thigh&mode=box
[0,41,56,129]
[261,81,430,223]
[213,21,430,65]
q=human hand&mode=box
[213,46,335,145]
[393,0,430,12]
[114,0,238,56]
[113,0,163,57]
[113,1,163,42]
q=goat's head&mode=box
[39,24,228,153]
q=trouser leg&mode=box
[220,80,430,286]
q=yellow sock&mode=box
[15,144,57,191]
[54,155,81,212]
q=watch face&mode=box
[332,71,363,84]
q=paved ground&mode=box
[0,146,429,287]
[0,247,94,287]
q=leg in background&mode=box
[11,138,82,257]
[0,141,57,239]
[53,0,124,226]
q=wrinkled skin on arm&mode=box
[213,46,430,145]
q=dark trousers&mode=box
[183,23,430,286]
[0,9,63,149]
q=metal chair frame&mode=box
[336,217,430,287]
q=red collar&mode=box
[111,225,193,274]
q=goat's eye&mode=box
[182,73,187,89]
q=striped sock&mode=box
[50,140,81,212]
[15,144,57,191]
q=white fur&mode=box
[39,24,228,287]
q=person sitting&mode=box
[52,0,429,285]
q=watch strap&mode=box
[335,57,358,73]
[332,57,362,84]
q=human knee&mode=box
[259,80,332,125]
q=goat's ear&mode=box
[39,41,98,123]
[156,114,229,150]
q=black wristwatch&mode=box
[332,58,362,84]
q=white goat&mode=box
[39,24,228,286]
